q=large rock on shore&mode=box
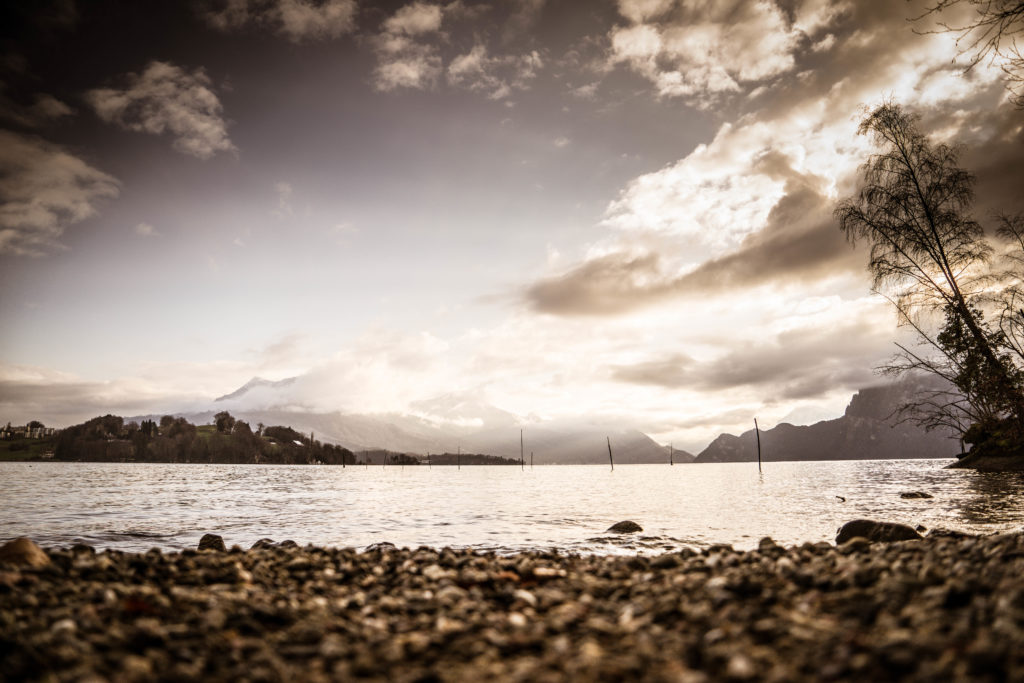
[198,534,226,552]
[607,521,643,533]
[0,537,50,568]
[836,519,923,544]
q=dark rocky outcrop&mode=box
[900,491,934,499]
[696,380,960,463]
[836,519,924,544]
[198,534,226,552]
[607,521,643,533]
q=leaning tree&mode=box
[835,103,1024,440]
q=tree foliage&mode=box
[836,103,1024,445]
[54,414,355,465]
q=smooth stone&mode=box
[606,521,643,534]
[250,538,277,550]
[900,491,934,499]
[0,537,50,568]
[198,533,227,552]
[836,519,923,544]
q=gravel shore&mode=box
[2,530,1023,682]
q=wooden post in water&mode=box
[364,451,368,469]
[669,443,674,466]
[427,452,431,469]
[607,436,614,471]
[457,446,461,471]
[754,418,762,474]
[530,451,533,469]
[520,429,524,471]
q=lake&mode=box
[2,459,1022,554]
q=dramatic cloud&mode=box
[528,0,1015,317]
[0,131,119,256]
[86,61,235,159]
[201,0,357,42]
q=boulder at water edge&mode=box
[607,521,643,534]
[0,537,50,568]
[836,519,923,544]
[900,491,934,499]
[198,533,226,551]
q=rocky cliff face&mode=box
[695,382,961,463]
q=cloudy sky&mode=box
[1,0,1022,451]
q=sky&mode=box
[1,0,1022,452]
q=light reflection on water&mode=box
[0,460,1021,554]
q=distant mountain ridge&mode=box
[214,377,297,402]
[694,380,961,463]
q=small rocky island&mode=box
[2,526,1021,681]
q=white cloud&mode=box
[0,130,119,256]
[86,61,235,159]
[201,0,357,42]
[608,0,840,103]
[135,222,159,237]
[383,1,442,35]
[553,136,570,148]
[447,45,543,99]
[372,5,445,92]
[372,3,544,97]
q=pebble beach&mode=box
[2,529,1023,682]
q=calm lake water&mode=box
[1,460,1022,554]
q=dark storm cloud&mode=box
[611,321,886,400]
[0,130,119,256]
[86,61,235,159]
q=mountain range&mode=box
[132,375,961,465]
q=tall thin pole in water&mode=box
[669,443,673,466]
[607,436,614,471]
[530,451,533,469]
[520,429,524,471]
[427,451,431,469]
[364,451,368,469]
[457,446,461,471]
[754,418,762,474]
